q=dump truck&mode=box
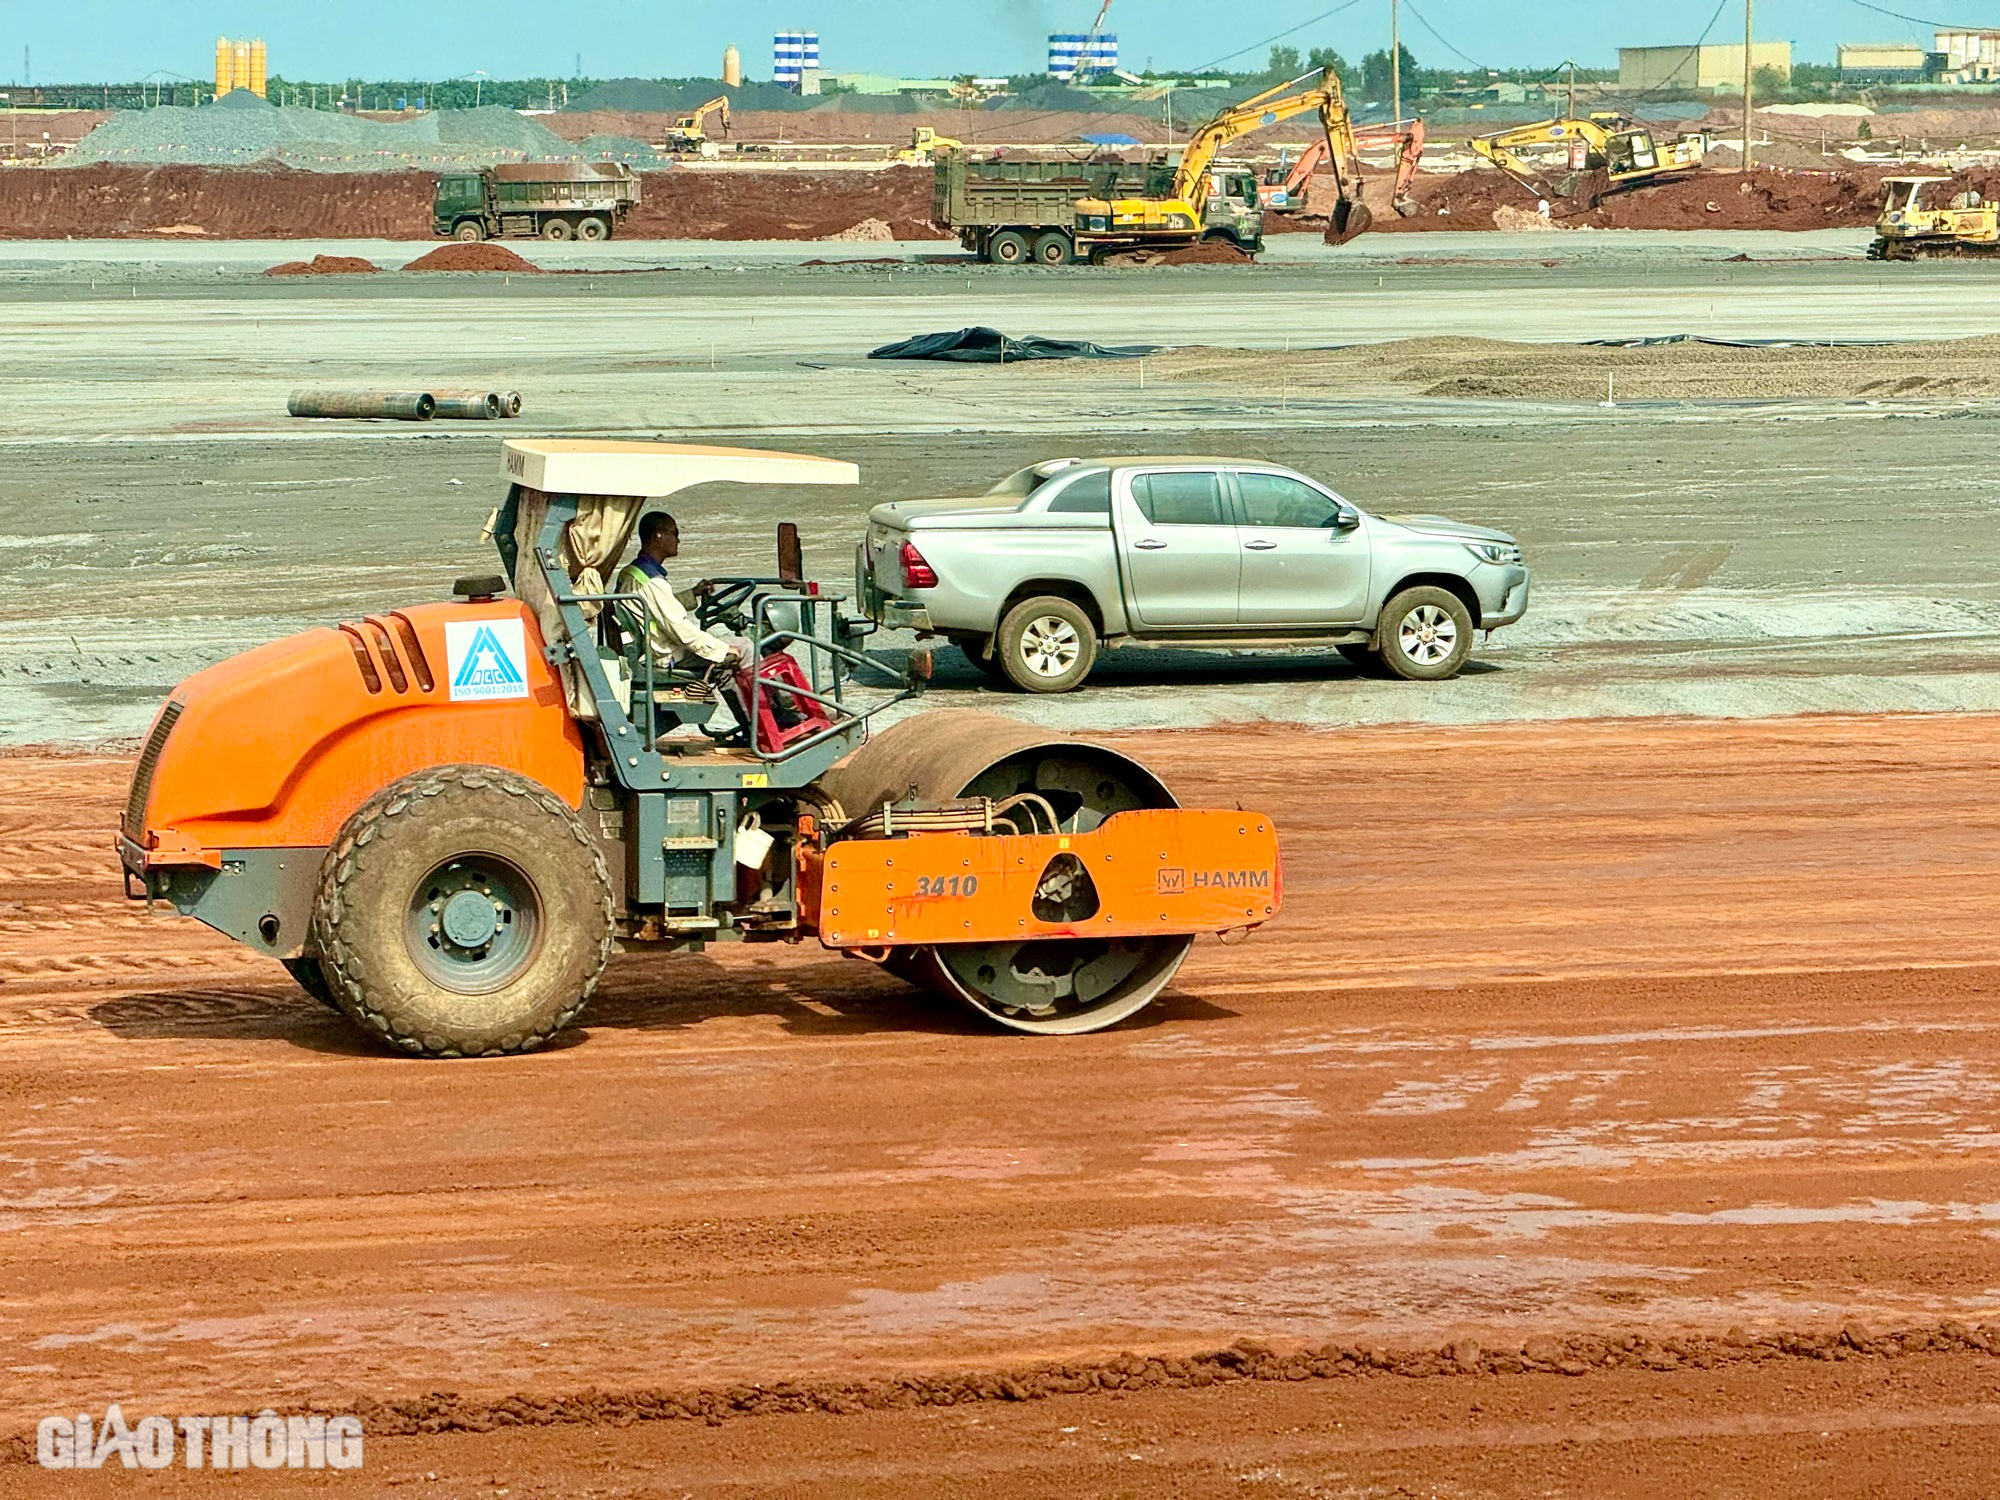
[117,440,1282,1056]
[1869,176,1999,259]
[433,162,641,242]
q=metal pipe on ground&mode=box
[288,389,435,421]
[432,392,503,420]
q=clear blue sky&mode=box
[6,1,1997,85]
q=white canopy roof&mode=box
[503,439,859,498]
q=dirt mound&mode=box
[264,253,380,276]
[622,166,949,240]
[1380,163,1969,233]
[402,241,542,272]
[0,163,434,239]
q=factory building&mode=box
[773,31,820,92]
[1837,42,1928,82]
[1048,32,1118,80]
[1618,41,1791,92]
[1935,29,2000,81]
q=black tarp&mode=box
[868,326,1156,363]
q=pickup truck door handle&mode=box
[1132,539,1167,550]
[1243,539,1278,551]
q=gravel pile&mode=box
[62,96,598,172]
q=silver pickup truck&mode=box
[856,456,1530,693]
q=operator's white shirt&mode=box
[615,556,733,667]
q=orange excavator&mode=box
[1261,118,1426,218]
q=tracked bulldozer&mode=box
[1868,176,2000,260]
[117,441,1281,1056]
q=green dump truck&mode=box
[432,162,641,242]
[932,154,1264,265]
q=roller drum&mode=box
[818,711,1192,1035]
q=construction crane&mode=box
[1262,118,1425,218]
[1067,0,1115,84]
[1080,67,1372,246]
[1468,113,1703,204]
[663,95,731,155]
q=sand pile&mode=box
[64,99,591,172]
[820,217,896,241]
[1042,335,2000,403]
[265,254,380,275]
[403,242,541,272]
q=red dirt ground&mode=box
[3,712,1999,1493]
[402,241,541,272]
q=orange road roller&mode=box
[117,441,1281,1055]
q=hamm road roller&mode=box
[117,441,1281,1056]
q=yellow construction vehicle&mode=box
[1469,113,1703,203]
[1074,66,1372,252]
[896,126,965,166]
[1869,176,2000,259]
[1261,119,1425,217]
[663,95,731,155]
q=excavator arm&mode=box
[1265,119,1424,218]
[1175,68,1370,239]
[675,95,732,139]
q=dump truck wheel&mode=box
[1377,586,1473,681]
[996,595,1097,693]
[988,229,1030,265]
[453,219,486,242]
[281,952,342,1013]
[1032,231,1073,265]
[541,217,574,242]
[576,216,610,242]
[313,766,614,1058]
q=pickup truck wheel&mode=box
[997,597,1096,693]
[1377,587,1474,681]
[988,229,1031,265]
[453,219,486,242]
[541,217,574,242]
[576,216,610,241]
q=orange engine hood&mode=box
[124,599,584,861]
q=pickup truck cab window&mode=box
[1044,468,1112,514]
[1132,471,1225,526]
[1235,471,1349,529]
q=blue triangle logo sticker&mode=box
[453,625,525,690]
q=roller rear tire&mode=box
[313,766,614,1058]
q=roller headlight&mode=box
[1464,540,1523,566]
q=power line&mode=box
[1185,0,1369,76]
[1845,0,1987,27]
[1399,0,1489,72]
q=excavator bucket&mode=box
[1325,197,1373,245]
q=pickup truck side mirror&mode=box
[1328,509,1361,532]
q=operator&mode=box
[616,512,750,673]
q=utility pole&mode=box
[1566,60,1577,120]
[1390,0,1401,121]
[1741,0,1755,171]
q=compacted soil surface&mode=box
[3,711,1999,1495]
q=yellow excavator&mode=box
[1075,66,1372,249]
[1869,176,2000,259]
[663,95,732,155]
[896,126,966,166]
[1469,113,1703,204]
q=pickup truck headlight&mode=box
[1463,540,1523,566]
